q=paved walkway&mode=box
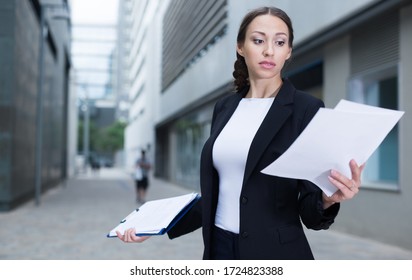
[1,167,412,260]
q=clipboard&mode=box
[107,192,200,237]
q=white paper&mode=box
[261,100,404,197]
[108,192,199,236]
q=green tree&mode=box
[78,120,127,158]
[95,121,127,154]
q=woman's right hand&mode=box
[116,229,151,243]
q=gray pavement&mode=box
[1,167,412,260]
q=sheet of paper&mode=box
[108,192,199,236]
[261,100,404,197]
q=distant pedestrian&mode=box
[134,150,151,203]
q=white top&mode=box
[212,97,274,233]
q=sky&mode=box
[70,0,120,100]
[70,0,119,25]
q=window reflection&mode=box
[349,66,399,190]
[173,112,211,190]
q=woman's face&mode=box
[237,14,292,83]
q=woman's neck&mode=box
[246,78,283,98]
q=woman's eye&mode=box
[275,40,286,46]
[253,39,264,44]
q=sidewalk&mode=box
[1,167,411,260]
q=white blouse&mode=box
[212,97,274,233]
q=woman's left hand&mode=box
[323,159,365,208]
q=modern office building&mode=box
[0,0,72,210]
[119,0,412,250]
[117,0,161,169]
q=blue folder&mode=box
[107,192,200,237]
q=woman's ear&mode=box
[286,47,292,60]
[236,43,244,57]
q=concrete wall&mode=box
[0,0,72,210]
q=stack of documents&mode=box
[261,100,404,197]
[107,192,200,237]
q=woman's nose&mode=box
[263,44,274,57]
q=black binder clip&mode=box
[120,208,139,223]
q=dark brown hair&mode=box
[232,7,294,92]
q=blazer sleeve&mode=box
[298,180,340,230]
[167,195,203,239]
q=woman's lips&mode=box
[259,61,276,69]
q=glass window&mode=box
[175,120,204,190]
[174,112,211,190]
[348,66,399,190]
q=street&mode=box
[1,168,411,260]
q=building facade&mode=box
[120,0,412,250]
[0,0,72,210]
[118,0,161,169]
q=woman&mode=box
[117,6,364,260]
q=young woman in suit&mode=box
[117,6,364,260]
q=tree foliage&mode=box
[78,120,126,156]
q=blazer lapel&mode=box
[243,81,294,185]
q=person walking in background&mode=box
[134,149,151,203]
[118,6,364,260]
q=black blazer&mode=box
[168,79,340,260]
